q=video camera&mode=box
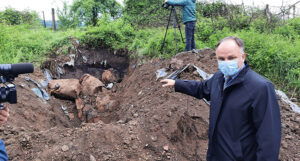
[0,63,34,109]
[162,2,172,9]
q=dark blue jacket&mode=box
[0,140,8,161]
[174,65,281,161]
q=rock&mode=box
[61,145,69,152]
[85,107,100,123]
[282,141,288,149]
[83,104,92,113]
[166,153,171,159]
[124,138,130,145]
[102,69,118,83]
[78,110,83,119]
[96,96,119,112]
[72,155,77,160]
[80,74,104,96]
[111,84,118,93]
[295,117,300,123]
[90,154,96,161]
[87,116,102,123]
[290,98,297,102]
[133,113,139,118]
[153,115,159,121]
[167,111,172,117]
[96,96,111,112]
[163,145,169,151]
[75,98,84,110]
[193,71,199,76]
[117,120,125,124]
[151,135,158,142]
[285,135,293,140]
[107,100,119,112]
[138,91,143,96]
[48,79,81,99]
[68,113,75,120]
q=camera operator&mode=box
[0,63,33,161]
[165,0,196,52]
[0,105,9,161]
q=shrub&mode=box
[80,17,135,49]
[0,8,40,26]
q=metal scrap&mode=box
[156,68,168,80]
[25,77,50,101]
[276,90,300,114]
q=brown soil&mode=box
[0,48,299,161]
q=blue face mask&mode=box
[218,60,239,77]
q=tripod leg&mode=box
[173,8,185,43]
[160,7,173,53]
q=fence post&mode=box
[287,6,290,19]
[293,5,296,18]
[264,4,269,17]
[51,8,57,31]
[42,11,46,28]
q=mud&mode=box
[0,48,299,161]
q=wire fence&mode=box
[201,0,300,19]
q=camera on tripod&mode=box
[0,63,34,108]
[162,2,172,9]
[160,2,184,54]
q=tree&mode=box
[123,0,169,27]
[57,1,80,29]
[71,0,122,26]
[0,8,39,25]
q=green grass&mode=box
[0,24,84,64]
[0,17,299,96]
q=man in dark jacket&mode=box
[161,36,281,161]
[165,0,196,51]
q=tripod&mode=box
[160,6,185,53]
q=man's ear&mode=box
[243,53,247,60]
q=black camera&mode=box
[0,63,34,108]
[162,2,171,9]
[0,84,17,104]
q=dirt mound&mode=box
[1,49,299,160]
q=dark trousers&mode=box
[184,21,196,51]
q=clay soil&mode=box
[0,48,299,161]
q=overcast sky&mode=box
[0,0,299,20]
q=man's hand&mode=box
[0,105,9,124]
[160,79,175,87]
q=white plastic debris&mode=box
[82,56,88,63]
[61,105,69,116]
[44,69,53,81]
[276,90,300,114]
[106,83,114,89]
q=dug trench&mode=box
[0,46,299,160]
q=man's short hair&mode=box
[216,36,245,54]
